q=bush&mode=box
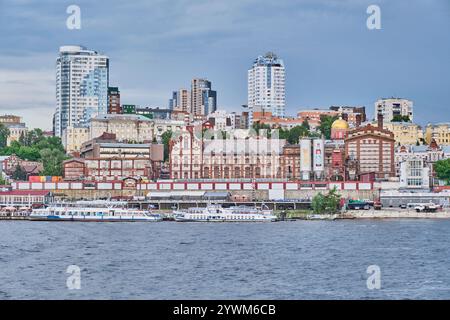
[311,187,341,214]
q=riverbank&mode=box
[3,209,450,221]
[341,209,450,219]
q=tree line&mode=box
[252,114,339,142]
[0,124,68,179]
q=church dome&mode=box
[331,118,349,130]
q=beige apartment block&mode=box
[62,126,90,153]
[90,114,154,143]
[383,122,423,146]
[425,123,450,145]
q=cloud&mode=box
[0,69,54,128]
[0,0,448,129]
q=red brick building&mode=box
[345,115,395,179]
[63,157,160,182]
[107,87,121,114]
[2,155,43,177]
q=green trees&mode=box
[0,129,68,176]
[1,141,41,161]
[253,121,312,143]
[252,122,272,138]
[318,115,339,139]
[19,128,44,146]
[311,187,341,214]
[392,115,410,122]
[161,130,173,162]
[0,123,9,148]
[40,148,67,176]
[0,174,8,185]
[434,159,450,185]
[11,164,27,181]
[286,121,311,144]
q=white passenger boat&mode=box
[173,205,277,222]
[30,201,162,222]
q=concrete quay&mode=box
[341,209,450,219]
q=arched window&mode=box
[234,167,240,178]
[214,166,220,178]
[245,167,252,178]
[224,167,230,179]
[203,167,210,178]
[255,167,261,178]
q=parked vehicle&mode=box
[374,201,382,210]
[347,200,372,210]
[414,203,440,213]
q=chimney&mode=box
[377,113,383,129]
[355,114,361,127]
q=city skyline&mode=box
[0,0,449,129]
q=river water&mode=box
[1,220,449,299]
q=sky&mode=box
[0,0,449,130]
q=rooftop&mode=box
[92,114,151,122]
[98,143,152,148]
[253,52,284,67]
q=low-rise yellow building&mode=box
[62,126,90,154]
[425,123,450,145]
[383,122,423,146]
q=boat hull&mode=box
[174,218,276,222]
[173,210,277,222]
[29,215,162,222]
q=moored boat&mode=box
[30,201,162,222]
[173,204,277,222]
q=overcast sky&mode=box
[0,0,449,129]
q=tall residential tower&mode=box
[191,78,217,117]
[247,52,285,125]
[375,98,413,122]
[54,45,109,137]
[169,89,191,113]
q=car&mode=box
[399,204,407,209]
[415,203,439,212]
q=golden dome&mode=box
[331,118,349,130]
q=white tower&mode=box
[247,52,285,125]
[54,45,109,137]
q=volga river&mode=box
[1,220,449,299]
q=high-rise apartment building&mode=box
[107,87,121,114]
[54,45,109,137]
[247,52,285,125]
[169,89,191,113]
[191,79,217,116]
[375,98,413,122]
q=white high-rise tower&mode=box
[247,52,285,125]
[54,45,109,137]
